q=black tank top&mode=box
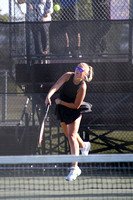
[60,74,83,103]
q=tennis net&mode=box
[0,154,133,200]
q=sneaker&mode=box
[66,166,81,181]
[80,142,91,156]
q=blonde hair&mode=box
[78,63,94,82]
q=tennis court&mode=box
[0,1,133,200]
[0,154,133,200]
[1,177,133,200]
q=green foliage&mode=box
[52,0,93,21]
[0,13,9,22]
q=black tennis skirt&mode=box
[55,101,92,124]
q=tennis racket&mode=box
[39,104,50,145]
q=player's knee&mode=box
[68,134,76,144]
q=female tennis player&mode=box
[45,63,94,181]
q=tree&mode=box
[0,9,9,22]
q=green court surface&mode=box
[0,174,133,200]
[0,154,133,200]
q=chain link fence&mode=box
[1,0,131,22]
[0,0,133,155]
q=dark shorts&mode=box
[55,102,92,124]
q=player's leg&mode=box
[61,119,90,155]
[65,116,81,181]
[61,120,83,147]
[67,116,81,158]
[61,117,90,181]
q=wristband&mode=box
[60,100,62,104]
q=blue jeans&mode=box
[31,22,50,54]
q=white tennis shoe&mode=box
[80,142,91,156]
[66,166,81,181]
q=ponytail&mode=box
[84,65,94,82]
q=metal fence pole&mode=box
[129,0,133,64]
[129,0,133,19]
[26,0,31,72]
[2,71,8,122]
[9,0,12,22]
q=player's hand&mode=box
[45,97,51,106]
[55,98,61,105]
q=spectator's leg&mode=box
[41,23,50,54]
